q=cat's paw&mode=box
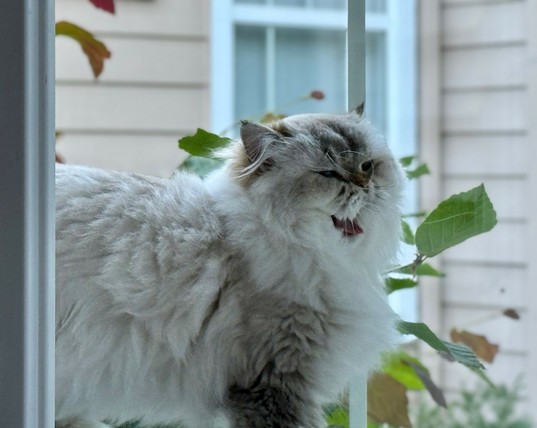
[55,419,111,428]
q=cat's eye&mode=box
[317,170,345,181]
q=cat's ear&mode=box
[240,121,280,172]
[352,102,365,117]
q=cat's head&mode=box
[219,108,405,258]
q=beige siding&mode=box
[55,0,209,176]
[443,1,526,47]
[420,0,534,419]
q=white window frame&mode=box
[0,0,55,426]
[210,0,416,155]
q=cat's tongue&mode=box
[331,216,364,237]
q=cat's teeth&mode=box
[331,215,364,237]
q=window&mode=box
[211,0,417,322]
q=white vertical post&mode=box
[348,0,366,110]
[211,0,235,133]
[347,1,367,427]
[0,0,55,426]
[265,26,277,112]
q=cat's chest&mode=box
[240,234,368,306]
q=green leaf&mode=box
[471,367,496,388]
[178,128,232,158]
[178,156,223,177]
[397,321,485,370]
[56,21,111,78]
[406,163,430,180]
[382,351,426,390]
[415,184,497,257]
[401,220,415,245]
[399,156,415,168]
[386,277,418,294]
[394,263,445,277]
[400,156,430,179]
[325,406,349,428]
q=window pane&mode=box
[235,27,267,121]
[366,0,386,13]
[234,27,387,136]
[311,0,346,9]
[274,28,346,115]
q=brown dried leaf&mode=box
[450,329,499,363]
[503,308,521,320]
[56,21,112,78]
[310,90,325,100]
[368,373,411,428]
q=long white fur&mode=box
[55,112,405,428]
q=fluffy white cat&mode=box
[55,109,405,428]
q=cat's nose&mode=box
[350,160,373,188]
[360,160,373,174]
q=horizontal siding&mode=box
[55,0,209,175]
[442,1,526,47]
[442,262,527,308]
[443,178,527,221]
[56,37,209,84]
[443,89,526,133]
[441,222,527,264]
[434,0,531,417]
[55,0,208,37]
[443,135,528,175]
[57,135,188,178]
[56,85,208,132]
[443,44,526,89]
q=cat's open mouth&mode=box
[331,215,364,237]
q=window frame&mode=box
[210,0,415,153]
[0,0,56,426]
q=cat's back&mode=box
[56,163,220,240]
[55,163,223,298]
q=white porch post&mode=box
[0,0,56,426]
[347,1,367,427]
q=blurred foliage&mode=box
[413,379,532,428]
